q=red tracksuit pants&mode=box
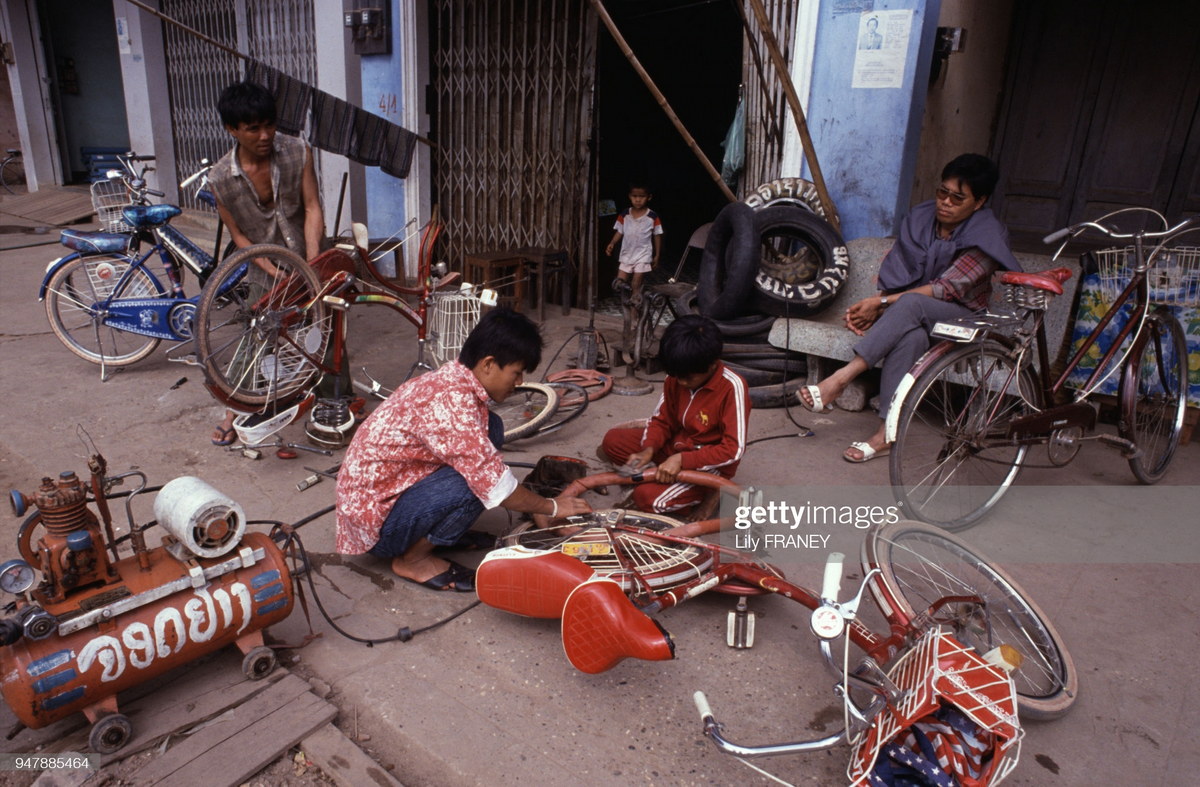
[600,426,716,514]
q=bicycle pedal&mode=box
[726,598,756,649]
[1097,433,1140,457]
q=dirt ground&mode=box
[2,198,1199,786]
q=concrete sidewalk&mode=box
[1,202,1197,785]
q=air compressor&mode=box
[0,452,294,754]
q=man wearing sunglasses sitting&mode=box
[797,154,1022,463]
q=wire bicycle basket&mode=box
[1095,246,1200,307]
[847,627,1023,786]
[428,285,485,366]
[91,177,134,233]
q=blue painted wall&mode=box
[806,0,942,240]
[360,0,407,274]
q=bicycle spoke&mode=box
[891,342,1034,530]
[874,527,1072,705]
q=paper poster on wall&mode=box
[851,9,912,89]
[114,17,132,55]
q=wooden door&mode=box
[993,0,1200,244]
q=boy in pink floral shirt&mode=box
[336,309,590,591]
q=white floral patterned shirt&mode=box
[334,362,517,554]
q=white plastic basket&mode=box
[428,285,484,366]
[1095,246,1200,307]
[91,178,133,233]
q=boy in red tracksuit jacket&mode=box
[599,315,750,521]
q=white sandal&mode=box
[798,384,834,414]
[843,441,890,464]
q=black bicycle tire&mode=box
[721,341,800,355]
[697,201,759,320]
[750,208,849,318]
[750,205,830,283]
[720,360,787,387]
[44,254,164,366]
[493,382,560,443]
[536,381,590,436]
[1,155,25,194]
[744,177,827,218]
[863,521,1079,720]
[889,340,1037,531]
[718,355,807,373]
[1119,310,1188,483]
[712,314,776,338]
[747,377,808,409]
[195,244,329,408]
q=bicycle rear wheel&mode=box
[890,340,1038,531]
[1,154,25,194]
[195,245,330,407]
[1120,311,1187,483]
[44,255,163,366]
[491,382,559,443]
[863,521,1078,720]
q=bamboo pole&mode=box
[588,0,737,203]
[741,0,840,232]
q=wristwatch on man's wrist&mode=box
[879,295,890,308]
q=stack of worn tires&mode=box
[679,179,849,408]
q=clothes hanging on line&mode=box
[244,60,310,136]
[242,60,418,179]
[310,90,356,158]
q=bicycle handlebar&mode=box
[179,159,213,189]
[821,552,844,602]
[1042,227,1070,245]
[1044,208,1199,246]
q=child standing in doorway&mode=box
[605,184,663,303]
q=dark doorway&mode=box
[37,0,129,184]
[992,0,1200,248]
[595,1,742,288]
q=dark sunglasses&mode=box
[935,186,971,206]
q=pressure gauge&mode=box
[0,559,37,595]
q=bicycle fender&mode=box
[884,340,958,444]
[39,252,85,300]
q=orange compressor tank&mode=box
[0,530,293,730]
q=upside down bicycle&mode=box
[192,212,480,442]
[887,207,1196,530]
[476,470,1077,784]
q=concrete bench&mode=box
[767,237,1081,410]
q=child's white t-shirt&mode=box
[613,208,663,264]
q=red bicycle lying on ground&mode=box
[477,471,1077,785]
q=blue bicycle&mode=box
[39,154,229,379]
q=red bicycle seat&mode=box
[561,578,675,674]
[476,546,594,619]
[997,267,1073,294]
